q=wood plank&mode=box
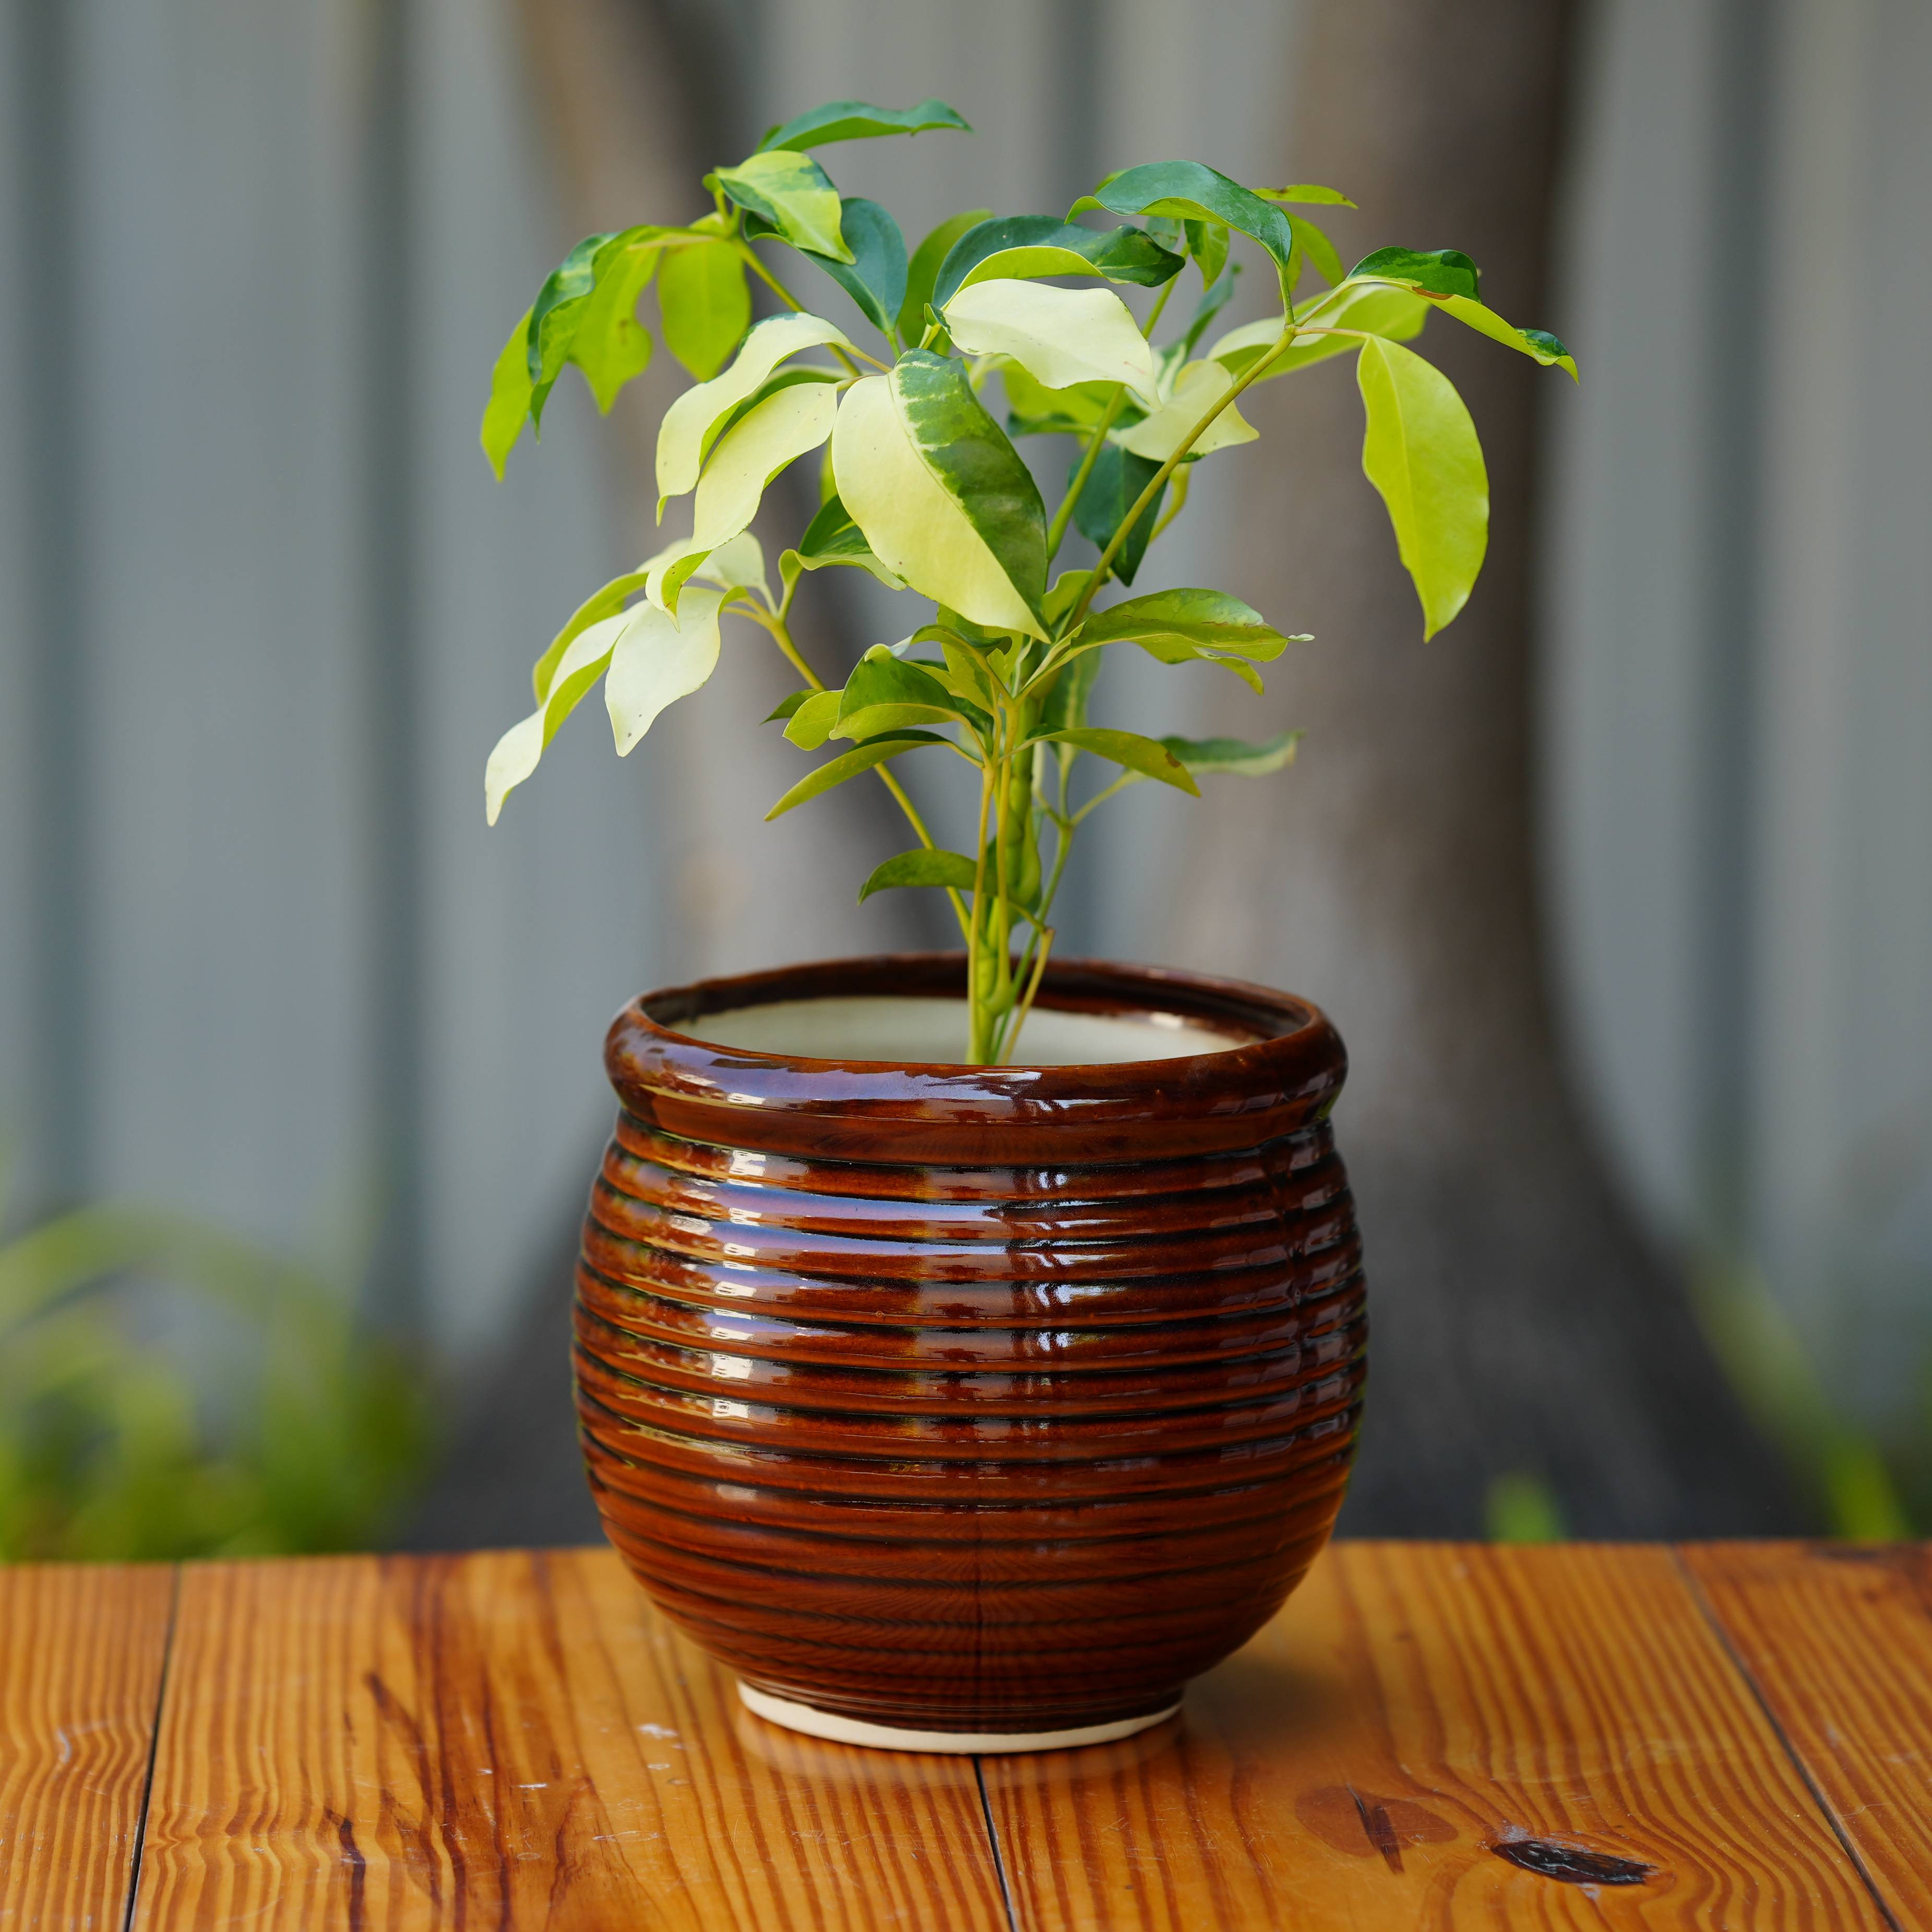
[130,1548,1010,1931]
[0,1562,176,1931]
[981,1542,1888,1929]
[1684,1541,1932,1922]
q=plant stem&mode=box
[991,698,1015,1011]
[1064,323,1299,636]
[1149,466,1189,542]
[1141,277,1177,340]
[1044,388,1128,563]
[1039,275,1185,570]
[998,925,1055,1066]
[1070,769,1137,825]
[733,242,866,378]
[756,606,969,938]
[967,747,998,1064]
[995,803,1072,1062]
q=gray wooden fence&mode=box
[3,0,1926,1450]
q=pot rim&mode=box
[605,955,1345,1159]
[633,951,1320,1070]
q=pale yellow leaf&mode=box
[655,312,851,510]
[1114,360,1258,461]
[942,279,1158,406]
[831,376,1043,638]
[606,586,727,754]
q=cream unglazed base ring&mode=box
[737,1681,1183,1755]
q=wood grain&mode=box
[981,1543,1889,1929]
[1685,1541,1932,1922]
[0,1561,175,1930]
[129,1547,1009,1931]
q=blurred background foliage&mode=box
[0,1155,432,1560]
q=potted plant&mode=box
[481,98,1575,1752]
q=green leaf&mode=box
[900,208,992,343]
[1176,269,1238,359]
[944,279,1158,403]
[1346,246,1480,300]
[797,492,899,572]
[1043,568,1094,626]
[1418,294,1578,378]
[714,150,853,263]
[481,308,534,478]
[524,226,679,423]
[1183,217,1229,288]
[765,689,812,723]
[932,216,1184,311]
[1036,647,1100,745]
[1208,281,1428,380]
[657,235,752,380]
[1069,444,1164,585]
[766,732,946,818]
[1285,214,1344,290]
[1075,588,1297,671]
[781,493,906,599]
[605,586,728,754]
[998,361,1117,437]
[936,637,1000,709]
[1160,729,1301,776]
[1072,163,1294,276]
[782,688,841,748]
[832,352,1047,636]
[1114,359,1257,462]
[656,312,852,509]
[806,197,907,339]
[569,235,660,409]
[1521,327,1576,371]
[832,643,987,742]
[1356,335,1488,638]
[528,230,619,422]
[1030,726,1199,794]
[1342,254,1575,378]
[757,98,971,152]
[857,848,980,902]
[1256,183,1356,207]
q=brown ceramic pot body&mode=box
[575,954,1365,1736]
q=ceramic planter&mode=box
[574,953,1365,1752]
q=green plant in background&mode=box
[1478,1253,1927,1544]
[1692,1249,1915,1540]
[1484,1471,1569,1544]
[480,97,1577,1063]
[0,1156,432,1561]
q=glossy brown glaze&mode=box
[574,954,1366,1735]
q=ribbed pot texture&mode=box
[574,953,1366,1737]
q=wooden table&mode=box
[4,1543,1928,1928]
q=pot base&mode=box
[737,1682,1182,1755]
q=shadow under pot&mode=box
[574,952,1366,1754]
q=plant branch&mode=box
[1141,277,1178,340]
[1149,466,1189,541]
[734,242,865,378]
[1065,323,1300,635]
[968,740,998,1063]
[1045,387,1128,563]
[998,925,1055,1066]
[752,605,968,937]
[1071,769,1139,824]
